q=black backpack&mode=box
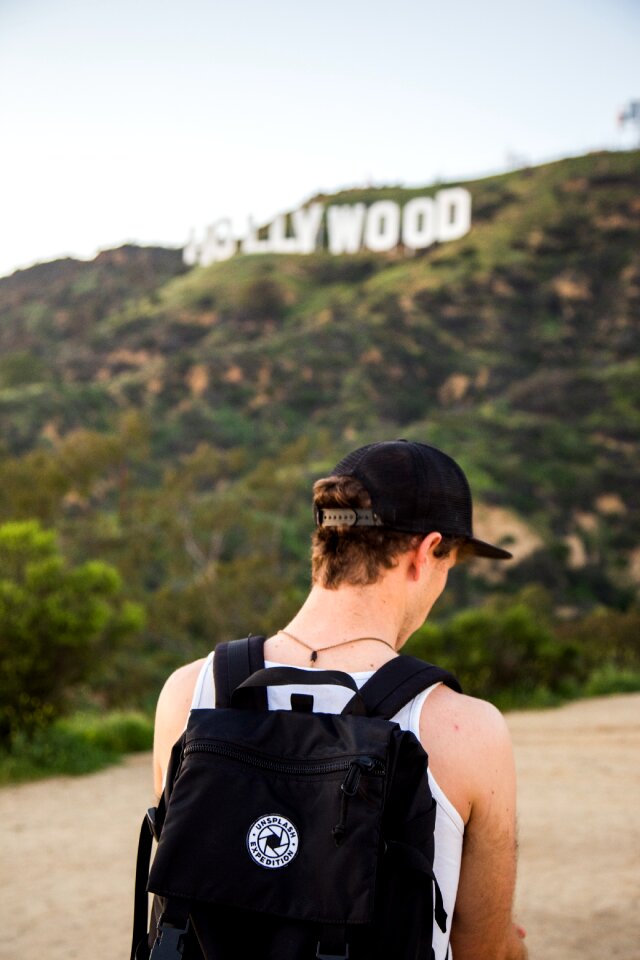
[131,636,462,960]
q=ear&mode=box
[408,532,443,580]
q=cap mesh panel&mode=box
[333,441,472,536]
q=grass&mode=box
[0,710,153,785]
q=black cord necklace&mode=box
[277,629,396,664]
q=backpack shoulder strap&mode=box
[213,635,267,709]
[354,655,462,720]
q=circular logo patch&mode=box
[247,814,299,869]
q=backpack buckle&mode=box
[146,806,159,841]
[150,919,190,959]
[316,928,349,960]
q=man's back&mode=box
[152,438,527,958]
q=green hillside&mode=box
[1,149,639,708]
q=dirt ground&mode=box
[1,693,638,960]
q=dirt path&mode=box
[1,693,639,959]
[509,694,640,959]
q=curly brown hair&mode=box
[311,475,465,588]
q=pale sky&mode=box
[0,0,638,278]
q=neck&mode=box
[284,577,410,653]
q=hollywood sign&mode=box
[184,187,472,266]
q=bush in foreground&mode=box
[0,520,145,745]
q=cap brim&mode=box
[466,537,513,560]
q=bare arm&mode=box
[449,703,527,960]
[152,658,205,799]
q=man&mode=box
[154,439,527,960]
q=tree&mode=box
[0,520,144,744]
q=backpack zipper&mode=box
[184,739,384,780]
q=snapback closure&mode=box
[315,508,382,527]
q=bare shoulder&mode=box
[426,682,511,748]
[152,658,207,798]
[419,684,514,824]
[422,682,511,754]
[158,658,206,706]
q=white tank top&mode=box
[191,653,463,960]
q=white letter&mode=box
[200,219,236,265]
[435,188,472,242]
[183,230,201,266]
[292,203,323,254]
[364,201,401,252]
[402,197,437,250]
[268,215,299,254]
[327,204,366,254]
[241,217,272,255]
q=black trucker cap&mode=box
[316,439,512,560]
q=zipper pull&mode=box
[333,758,376,846]
[341,756,375,797]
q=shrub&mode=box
[405,600,580,707]
[556,607,640,672]
[0,520,145,744]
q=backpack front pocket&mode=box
[149,711,389,926]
